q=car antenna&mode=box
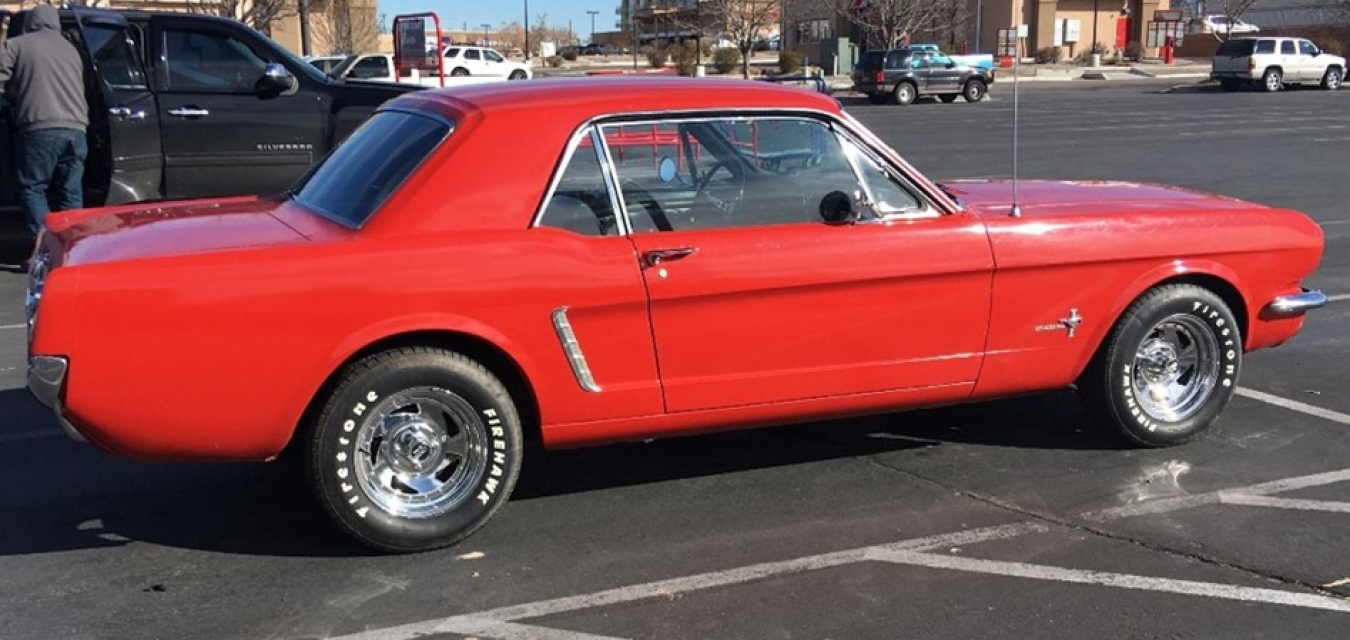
[1009,33,1022,218]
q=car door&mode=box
[605,115,994,413]
[151,17,325,199]
[909,52,936,92]
[462,48,485,75]
[1278,39,1298,80]
[924,52,963,93]
[482,48,510,77]
[73,13,164,206]
[1296,39,1321,82]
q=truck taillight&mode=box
[1248,58,1255,71]
[875,71,885,83]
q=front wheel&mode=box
[1079,285,1241,447]
[962,79,987,102]
[1322,67,1343,90]
[306,347,523,552]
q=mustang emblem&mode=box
[1035,309,1083,337]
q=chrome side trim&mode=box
[1265,289,1328,318]
[551,307,602,393]
[27,356,85,443]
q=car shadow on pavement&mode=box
[0,387,1120,558]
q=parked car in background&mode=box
[0,7,416,260]
[329,52,508,87]
[1193,14,1260,35]
[909,43,995,71]
[305,54,347,74]
[853,47,995,105]
[27,78,1325,553]
[441,45,532,79]
[1211,36,1345,91]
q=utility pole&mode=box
[587,9,599,44]
[298,0,312,56]
[525,0,531,60]
[481,23,491,46]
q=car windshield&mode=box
[291,110,451,228]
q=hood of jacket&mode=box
[25,4,60,33]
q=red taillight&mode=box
[875,71,885,83]
[1248,58,1255,71]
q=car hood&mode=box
[49,197,317,267]
[938,180,1265,217]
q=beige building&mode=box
[1,0,376,56]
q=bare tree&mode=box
[823,0,941,49]
[675,0,781,78]
[1205,0,1262,41]
[313,0,378,55]
[187,0,297,36]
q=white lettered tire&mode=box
[306,347,523,552]
[1080,284,1241,447]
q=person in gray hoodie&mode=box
[0,4,89,234]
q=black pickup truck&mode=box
[0,8,418,257]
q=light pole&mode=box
[481,23,491,47]
[587,9,599,45]
[525,0,531,60]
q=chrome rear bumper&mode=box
[27,356,85,443]
[1264,289,1328,318]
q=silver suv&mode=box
[1212,37,1345,92]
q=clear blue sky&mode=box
[377,0,621,40]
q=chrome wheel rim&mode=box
[1131,315,1221,423]
[1329,71,1342,89]
[1265,72,1281,91]
[967,83,983,100]
[353,387,488,519]
[898,85,914,103]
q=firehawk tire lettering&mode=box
[1081,284,1241,447]
[306,347,523,553]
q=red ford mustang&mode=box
[25,79,1325,552]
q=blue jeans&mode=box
[17,127,87,234]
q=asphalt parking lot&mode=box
[2,78,1348,640]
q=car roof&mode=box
[387,77,841,121]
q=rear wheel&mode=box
[1079,284,1241,447]
[1322,67,1343,90]
[1219,79,1241,92]
[892,82,917,106]
[508,70,528,80]
[938,94,959,103]
[962,79,987,102]
[451,67,470,77]
[306,347,523,552]
[1262,68,1283,92]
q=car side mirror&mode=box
[256,62,295,95]
[819,191,857,225]
[946,62,956,69]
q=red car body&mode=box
[25,78,1324,551]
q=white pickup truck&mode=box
[330,52,526,87]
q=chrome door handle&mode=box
[167,106,210,118]
[109,107,146,120]
[642,247,697,268]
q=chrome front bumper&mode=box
[27,356,85,443]
[1264,289,1329,318]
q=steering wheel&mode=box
[620,180,674,232]
[693,159,747,218]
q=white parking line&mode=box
[1328,294,1350,303]
[0,323,24,331]
[328,467,1350,640]
[1220,495,1350,514]
[1236,387,1350,426]
[870,550,1350,614]
[0,430,63,444]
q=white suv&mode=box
[442,46,532,80]
[1212,37,1345,92]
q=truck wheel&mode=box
[509,70,528,80]
[938,94,959,103]
[451,67,470,77]
[1219,79,1241,92]
[962,79,987,102]
[892,82,917,105]
[1322,67,1342,90]
[306,346,523,553]
[1262,68,1283,92]
[1079,284,1241,447]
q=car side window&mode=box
[931,53,953,67]
[885,51,905,68]
[444,47,461,58]
[1255,40,1275,54]
[538,127,618,236]
[163,28,267,91]
[1280,40,1296,55]
[352,56,389,78]
[1299,40,1318,56]
[485,50,505,63]
[465,49,481,61]
[601,117,869,233]
[83,25,148,89]
[911,53,929,69]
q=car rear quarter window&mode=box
[1217,40,1256,56]
[857,51,885,70]
[1255,40,1275,54]
[292,111,450,228]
